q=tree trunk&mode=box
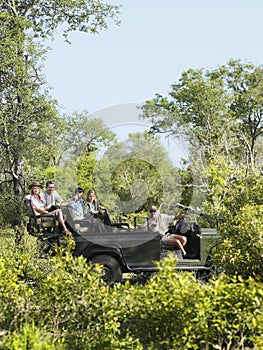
[13,158,26,244]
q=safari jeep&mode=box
[25,200,220,284]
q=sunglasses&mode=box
[150,209,157,213]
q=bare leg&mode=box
[54,209,70,233]
[163,234,187,255]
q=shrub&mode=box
[0,230,262,349]
[213,204,263,279]
[121,258,263,349]
[30,251,142,349]
[0,323,65,350]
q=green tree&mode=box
[141,67,232,162]
[57,111,116,197]
[1,1,120,41]
[0,13,64,235]
[210,171,263,279]
[140,60,263,277]
[141,60,263,173]
[60,111,116,161]
[217,59,263,173]
[94,132,182,214]
[0,0,120,230]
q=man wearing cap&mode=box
[145,205,188,256]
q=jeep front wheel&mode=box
[91,255,122,284]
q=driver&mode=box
[145,205,188,256]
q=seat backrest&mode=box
[62,205,106,233]
[61,206,88,232]
[24,197,36,217]
[102,209,130,229]
[24,198,57,230]
[103,208,113,226]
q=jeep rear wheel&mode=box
[194,269,212,283]
[91,255,122,284]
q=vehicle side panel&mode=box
[69,230,161,271]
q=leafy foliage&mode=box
[93,132,182,214]
[0,0,120,41]
[0,231,143,349]
[0,1,120,227]
[1,5,263,347]
[141,60,263,173]
[121,259,263,350]
[210,172,263,279]
[60,111,116,160]
[0,236,262,350]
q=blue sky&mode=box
[44,0,263,115]
[43,0,263,207]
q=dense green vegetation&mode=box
[0,231,262,349]
[0,0,262,348]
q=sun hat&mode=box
[30,181,42,188]
[150,205,158,212]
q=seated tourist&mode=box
[41,181,65,211]
[84,189,104,219]
[143,205,188,256]
[67,187,86,220]
[26,181,70,235]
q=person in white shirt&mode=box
[145,205,188,256]
[41,181,64,210]
[27,182,70,235]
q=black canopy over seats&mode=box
[24,198,59,235]
[61,206,130,234]
[102,208,130,230]
[61,206,106,234]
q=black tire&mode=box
[91,255,122,284]
[194,269,212,283]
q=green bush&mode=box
[0,230,262,349]
[213,204,263,279]
[0,232,142,349]
[30,251,141,349]
[0,323,65,350]
[122,258,263,350]
[0,231,53,334]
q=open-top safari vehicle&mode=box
[25,199,220,284]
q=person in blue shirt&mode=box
[67,187,86,220]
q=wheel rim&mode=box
[102,266,113,282]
